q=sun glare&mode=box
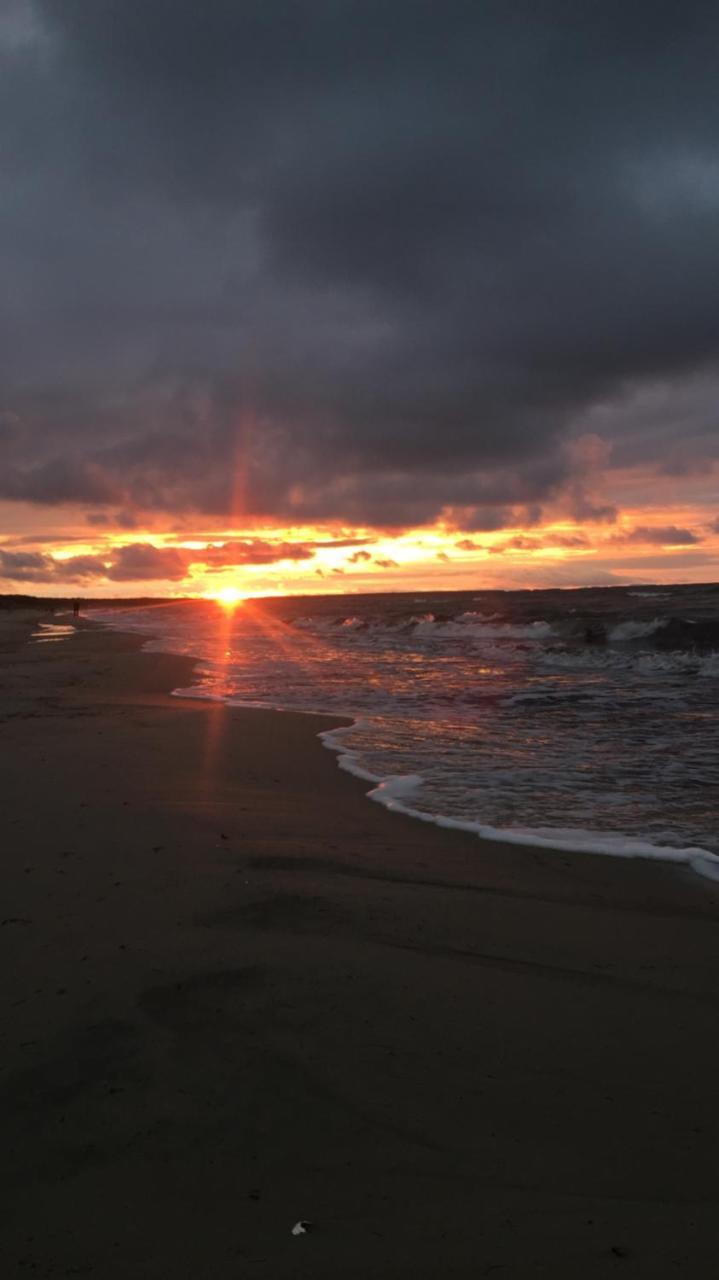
[214,586,245,607]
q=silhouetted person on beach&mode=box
[72,599,80,617]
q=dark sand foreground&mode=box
[1,614,718,1278]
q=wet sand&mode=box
[1,613,718,1277]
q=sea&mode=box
[92,583,719,880]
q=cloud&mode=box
[591,551,716,571]
[348,549,372,563]
[86,510,138,529]
[102,544,189,581]
[0,3,717,532]
[200,539,315,567]
[0,409,22,445]
[374,557,398,569]
[0,549,53,581]
[488,532,591,555]
[0,535,321,586]
[489,536,536,555]
[546,534,591,548]
[610,525,701,546]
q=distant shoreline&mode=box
[2,576,719,613]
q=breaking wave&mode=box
[294,610,555,642]
[608,617,668,642]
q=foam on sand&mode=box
[320,724,719,883]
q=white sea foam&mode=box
[628,591,671,599]
[320,721,383,783]
[320,724,719,879]
[410,615,554,641]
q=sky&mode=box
[1,0,719,598]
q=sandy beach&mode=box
[1,613,718,1278]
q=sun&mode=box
[213,586,245,608]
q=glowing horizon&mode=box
[2,493,718,599]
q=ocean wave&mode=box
[608,617,668,642]
[501,687,625,708]
[634,650,719,676]
[539,646,719,677]
[452,615,554,640]
[294,608,715,654]
[293,611,555,643]
[605,615,719,651]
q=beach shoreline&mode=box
[93,603,719,883]
[1,613,718,1277]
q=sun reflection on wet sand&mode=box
[197,600,241,800]
[31,623,77,644]
[194,596,326,799]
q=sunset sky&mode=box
[1,1,719,598]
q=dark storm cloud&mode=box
[2,1,719,525]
